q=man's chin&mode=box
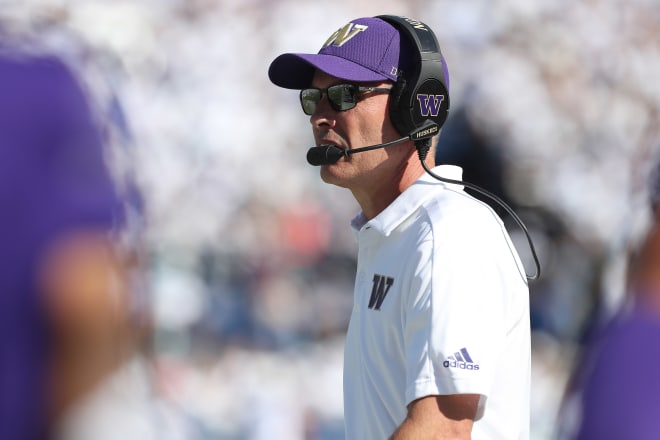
[320,165,350,188]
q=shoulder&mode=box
[419,186,528,285]
[424,186,507,242]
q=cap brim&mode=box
[268,53,391,89]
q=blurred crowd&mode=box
[1,0,659,438]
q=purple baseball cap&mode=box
[268,17,403,89]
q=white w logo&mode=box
[322,23,368,48]
[417,94,445,117]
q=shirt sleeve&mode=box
[403,210,515,405]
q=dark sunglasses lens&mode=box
[327,84,357,111]
[300,89,321,115]
[300,85,359,115]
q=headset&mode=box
[376,15,541,281]
[376,15,450,138]
[307,15,541,280]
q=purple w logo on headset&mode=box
[417,94,445,117]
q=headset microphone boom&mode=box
[306,120,438,166]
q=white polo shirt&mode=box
[343,165,530,440]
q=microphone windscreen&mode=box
[306,145,344,166]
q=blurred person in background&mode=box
[558,155,660,439]
[0,39,133,439]
[269,14,531,439]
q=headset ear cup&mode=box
[389,76,409,137]
[413,78,450,128]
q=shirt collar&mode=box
[350,165,464,235]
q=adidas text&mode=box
[443,360,480,370]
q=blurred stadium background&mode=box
[2,0,659,438]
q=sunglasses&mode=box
[299,83,392,115]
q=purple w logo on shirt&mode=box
[417,94,445,117]
[368,274,394,310]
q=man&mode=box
[569,157,660,440]
[268,15,530,439]
[0,43,130,439]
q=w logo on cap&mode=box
[322,22,368,48]
[417,94,445,117]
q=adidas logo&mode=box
[443,347,480,371]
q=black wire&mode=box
[416,141,541,281]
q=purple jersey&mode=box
[0,51,123,439]
[576,305,660,439]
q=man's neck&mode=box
[352,157,430,221]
